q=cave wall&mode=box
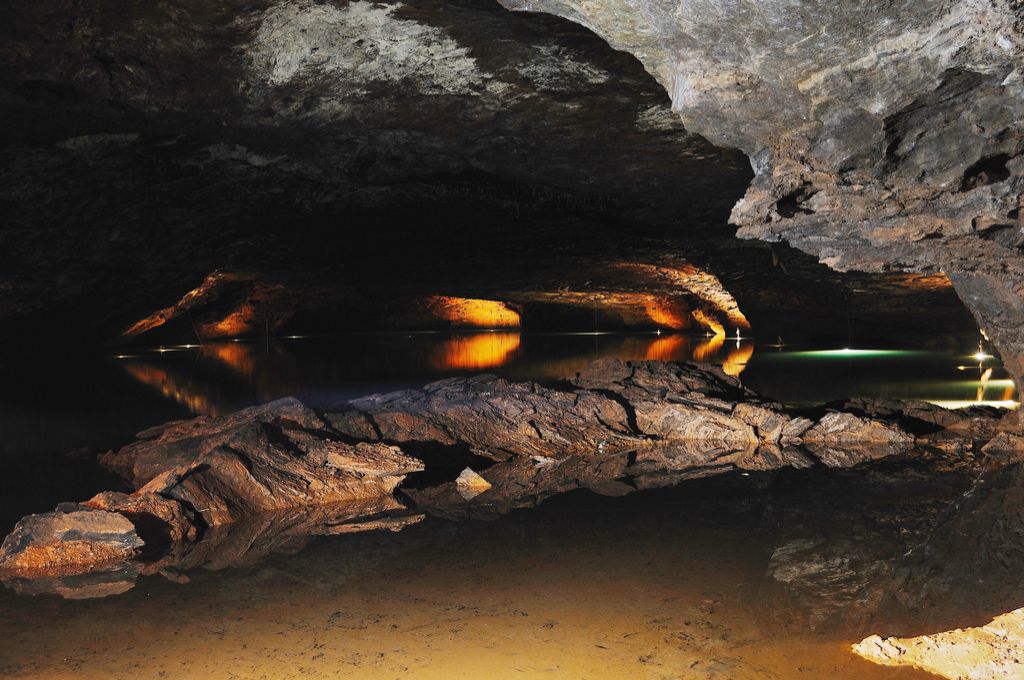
[497,0,1024,388]
[0,0,1012,387]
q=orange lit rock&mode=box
[114,271,296,344]
[0,505,143,578]
[618,263,750,333]
[423,296,521,328]
[855,608,1024,680]
[641,296,691,329]
[690,308,724,336]
[83,491,199,545]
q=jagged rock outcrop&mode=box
[327,358,919,470]
[84,490,200,545]
[0,359,1011,598]
[100,397,424,525]
[499,0,1024,393]
[0,0,987,364]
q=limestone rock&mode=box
[500,0,1024,391]
[83,491,199,545]
[133,431,422,527]
[100,397,325,485]
[0,505,143,579]
[330,358,920,475]
[981,432,1024,462]
[95,396,424,526]
[855,608,1024,680]
[327,372,640,461]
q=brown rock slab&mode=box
[0,505,144,579]
[135,430,422,526]
[100,397,326,485]
[327,372,640,460]
[982,433,1024,463]
[83,491,199,545]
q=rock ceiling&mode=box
[1,0,1019,387]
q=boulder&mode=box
[0,504,144,579]
[855,608,1024,680]
[96,397,424,526]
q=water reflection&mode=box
[427,332,522,370]
[114,333,755,416]
[112,335,1019,418]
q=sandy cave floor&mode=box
[0,486,939,680]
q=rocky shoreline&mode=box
[1,358,1021,677]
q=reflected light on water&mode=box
[428,332,522,371]
[121,362,223,416]
[113,335,1018,417]
[796,349,915,357]
[722,342,754,377]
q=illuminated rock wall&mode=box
[497,0,1024,393]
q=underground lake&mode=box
[0,333,1020,679]
[3,0,1024,676]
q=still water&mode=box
[99,331,1022,414]
[0,332,1016,679]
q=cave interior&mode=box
[1,0,1023,677]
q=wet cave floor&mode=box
[0,474,936,680]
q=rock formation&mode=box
[497,0,1024,393]
[98,397,424,525]
[855,608,1024,679]
[5,359,1004,598]
[0,0,991,371]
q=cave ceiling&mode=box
[0,0,1014,380]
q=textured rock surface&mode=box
[101,398,424,525]
[328,359,931,474]
[855,608,1024,680]
[1,360,1014,598]
[0,0,987,366]
[83,491,199,546]
[499,0,1024,390]
[0,504,144,578]
[99,396,325,485]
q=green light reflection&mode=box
[792,349,926,358]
